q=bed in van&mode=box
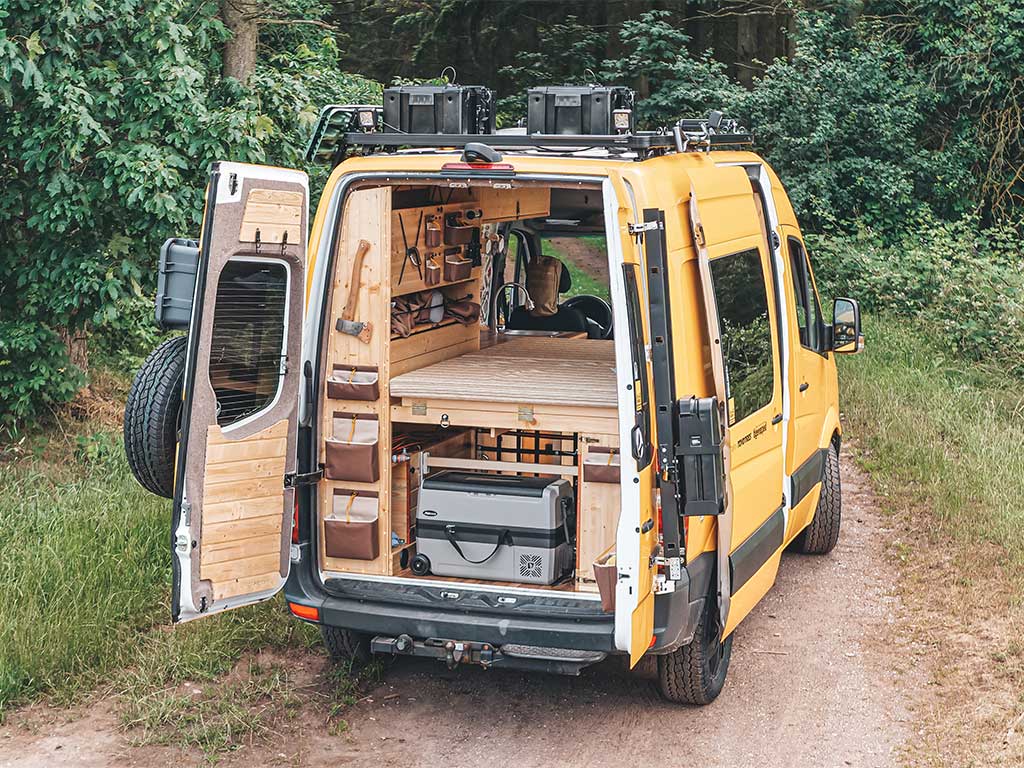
[124,85,863,704]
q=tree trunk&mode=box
[60,326,89,380]
[221,0,260,85]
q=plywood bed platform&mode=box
[389,337,617,408]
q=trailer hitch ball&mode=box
[395,634,414,653]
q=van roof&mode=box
[328,148,766,180]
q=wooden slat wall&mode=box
[321,187,393,575]
[200,419,288,601]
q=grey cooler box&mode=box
[415,471,574,585]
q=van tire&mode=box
[793,443,842,555]
[321,625,371,665]
[656,593,733,705]
[123,336,187,499]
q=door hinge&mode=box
[284,466,324,488]
[628,220,661,242]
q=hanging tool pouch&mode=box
[676,395,725,516]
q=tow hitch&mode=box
[371,634,496,669]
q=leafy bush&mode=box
[0,1,379,427]
[601,10,740,129]
[737,13,936,234]
[809,216,1024,375]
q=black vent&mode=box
[208,260,287,426]
[519,553,543,580]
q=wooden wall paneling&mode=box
[576,434,621,590]
[200,419,289,601]
[320,186,393,576]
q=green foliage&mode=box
[839,318,1024,580]
[0,429,316,710]
[601,10,740,129]
[0,0,378,426]
[495,15,607,124]
[737,13,936,233]
[810,216,1024,375]
[0,321,85,425]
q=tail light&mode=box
[291,494,299,544]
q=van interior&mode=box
[315,179,623,597]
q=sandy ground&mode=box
[0,452,915,767]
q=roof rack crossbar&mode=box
[304,104,752,166]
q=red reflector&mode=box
[288,602,319,621]
[441,162,515,171]
[649,634,657,648]
[291,494,299,544]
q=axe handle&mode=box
[341,239,372,322]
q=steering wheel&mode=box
[563,295,614,339]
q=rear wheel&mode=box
[321,625,371,665]
[123,336,187,498]
[656,591,733,705]
[793,443,842,555]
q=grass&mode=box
[0,418,318,715]
[838,315,1024,580]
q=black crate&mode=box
[526,86,635,136]
[382,85,495,135]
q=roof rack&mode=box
[304,103,752,167]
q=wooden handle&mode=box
[341,239,372,322]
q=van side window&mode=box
[208,259,288,427]
[709,248,776,425]
[787,237,823,352]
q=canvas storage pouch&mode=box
[325,490,379,560]
[444,222,479,246]
[443,250,473,282]
[425,215,443,248]
[326,365,379,401]
[583,446,620,484]
[325,413,379,482]
[424,255,441,286]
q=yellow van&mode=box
[124,86,863,704]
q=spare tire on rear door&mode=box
[123,336,188,498]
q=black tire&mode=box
[321,625,371,665]
[123,336,187,499]
[656,592,733,705]
[793,443,842,555]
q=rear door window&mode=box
[786,236,823,352]
[709,248,777,425]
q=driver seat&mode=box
[506,256,597,337]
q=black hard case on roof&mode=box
[382,85,495,135]
[526,86,635,136]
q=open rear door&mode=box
[688,163,785,636]
[171,162,308,622]
[604,178,658,667]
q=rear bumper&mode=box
[284,543,711,658]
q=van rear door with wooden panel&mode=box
[171,162,308,622]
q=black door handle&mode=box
[771,413,783,425]
[799,382,810,392]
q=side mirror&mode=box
[832,297,863,354]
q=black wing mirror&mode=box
[832,297,863,354]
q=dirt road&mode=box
[0,454,914,767]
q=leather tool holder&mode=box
[325,412,380,483]
[443,250,473,282]
[326,364,379,401]
[424,254,441,285]
[425,215,442,248]
[583,446,620,484]
[325,489,380,560]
